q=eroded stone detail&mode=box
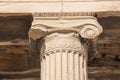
[29,15,103,80]
[41,51,88,80]
[39,32,88,80]
[29,16,103,40]
[33,12,95,17]
[40,33,82,55]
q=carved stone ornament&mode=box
[29,15,103,80]
[39,32,88,80]
[29,16,103,40]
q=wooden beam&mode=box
[0,40,29,46]
[0,67,119,80]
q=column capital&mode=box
[29,14,103,40]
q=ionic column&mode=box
[40,33,87,80]
[28,15,103,80]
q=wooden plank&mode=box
[0,67,119,80]
[0,40,29,46]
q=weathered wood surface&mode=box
[0,16,119,70]
[0,38,119,70]
[0,44,29,71]
[0,69,40,79]
[0,15,32,40]
[0,67,120,80]
[0,39,39,70]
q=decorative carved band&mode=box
[33,12,95,18]
[40,33,87,58]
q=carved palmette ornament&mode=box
[40,33,86,57]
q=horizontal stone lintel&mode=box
[0,0,118,2]
[0,1,119,17]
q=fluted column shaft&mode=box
[40,33,88,80]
